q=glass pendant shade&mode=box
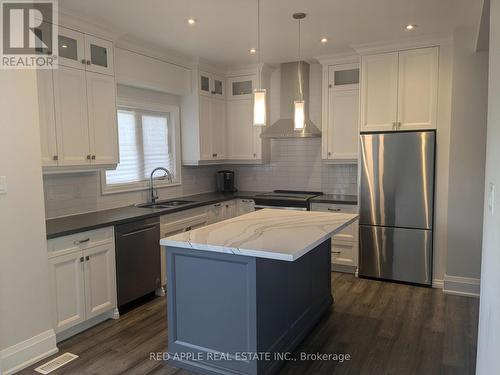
[294,100,305,130]
[253,89,266,126]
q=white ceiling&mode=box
[60,0,482,66]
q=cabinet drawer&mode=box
[331,241,354,265]
[160,213,209,238]
[160,206,208,225]
[48,227,114,257]
[311,203,358,242]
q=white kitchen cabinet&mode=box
[84,34,114,76]
[360,52,399,132]
[83,242,117,319]
[37,70,58,167]
[199,71,225,98]
[211,97,227,159]
[53,65,90,166]
[227,99,255,160]
[227,75,256,100]
[57,26,86,70]
[310,202,359,273]
[210,200,236,223]
[323,63,359,162]
[360,47,438,132]
[57,27,114,76]
[397,48,439,130]
[47,227,117,336]
[181,67,227,165]
[48,251,86,333]
[86,72,119,165]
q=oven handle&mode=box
[254,205,307,211]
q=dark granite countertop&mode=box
[310,194,357,205]
[46,191,263,239]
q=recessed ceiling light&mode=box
[249,48,257,54]
[187,18,196,25]
[405,24,417,31]
[320,38,328,43]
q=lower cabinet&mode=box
[310,202,359,273]
[235,199,255,216]
[47,227,117,335]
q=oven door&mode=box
[254,205,307,211]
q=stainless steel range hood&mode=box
[261,61,321,139]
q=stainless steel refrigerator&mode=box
[359,130,435,285]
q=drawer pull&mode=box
[328,208,341,212]
[74,238,90,245]
[332,251,341,254]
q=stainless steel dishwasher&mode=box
[115,217,161,307]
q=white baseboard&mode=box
[0,329,58,375]
[443,274,480,297]
[56,308,117,343]
[432,278,444,289]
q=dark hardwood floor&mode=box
[19,273,479,375]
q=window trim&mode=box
[100,98,182,195]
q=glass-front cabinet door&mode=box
[227,75,256,100]
[84,35,114,76]
[57,26,85,70]
[213,75,225,98]
[199,71,211,96]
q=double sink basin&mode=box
[137,200,195,210]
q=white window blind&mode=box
[105,107,177,187]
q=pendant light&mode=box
[293,12,306,131]
[253,0,266,126]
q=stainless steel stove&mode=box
[253,190,323,211]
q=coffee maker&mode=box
[216,170,237,193]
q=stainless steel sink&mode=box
[137,200,195,209]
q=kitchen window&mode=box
[102,102,181,194]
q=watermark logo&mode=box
[1,0,58,69]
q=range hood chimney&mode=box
[261,61,321,138]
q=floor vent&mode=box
[34,353,79,374]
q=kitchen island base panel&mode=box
[166,239,332,375]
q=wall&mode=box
[477,0,500,372]
[444,28,489,295]
[234,138,357,194]
[0,71,57,374]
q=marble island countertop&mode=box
[160,208,358,261]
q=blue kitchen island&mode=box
[160,209,358,375]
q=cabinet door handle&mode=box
[53,155,58,161]
[81,59,86,65]
[74,238,90,245]
[328,208,342,212]
[86,154,91,160]
[85,256,90,261]
[397,122,402,129]
[91,155,96,160]
[392,122,397,130]
[211,90,216,94]
[80,256,84,262]
[327,152,331,156]
[185,226,192,231]
[86,60,91,65]
[214,203,221,207]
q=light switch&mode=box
[0,176,6,195]
[489,183,495,215]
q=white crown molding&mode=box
[314,51,360,66]
[352,32,453,55]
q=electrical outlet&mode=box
[489,183,495,215]
[0,176,7,195]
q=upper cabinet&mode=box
[181,67,227,165]
[322,62,360,163]
[38,26,118,171]
[199,71,225,98]
[57,26,114,76]
[360,47,438,132]
[181,67,270,165]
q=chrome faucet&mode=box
[150,167,172,203]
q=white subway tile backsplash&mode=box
[43,138,357,219]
